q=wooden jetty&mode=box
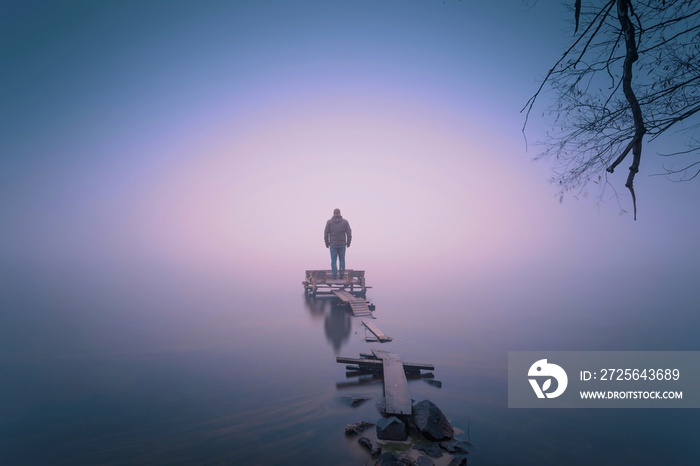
[302,269,368,296]
[336,351,434,415]
[333,289,373,317]
[302,266,441,420]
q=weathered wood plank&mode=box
[332,290,357,301]
[333,290,373,316]
[304,270,368,294]
[372,350,412,415]
[345,365,377,372]
[333,292,364,302]
[350,304,372,317]
[335,357,434,371]
[361,320,392,342]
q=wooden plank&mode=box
[335,356,434,372]
[333,290,373,316]
[372,350,412,415]
[332,290,356,302]
[350,303,372,317]
[362,320,392,342]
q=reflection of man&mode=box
[325,304,352,354]
[324,208,352,278]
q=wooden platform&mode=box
[302,270,368,296]
[333,290,373,317]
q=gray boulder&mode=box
[394,450,436,466]
[376,416,408,441]
[340,395,371,407]
[374,451,400,465]
[415,455,436,466]
[359,436,382,459]
[345,421,374,436]
[446,455,468,466]
[412,400,454,441]
[439,438,472,454]
[414,441,442,458]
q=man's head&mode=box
[333,208,341,215]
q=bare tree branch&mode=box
[614,0,646,220]
[524,0,700,218]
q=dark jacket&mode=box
[324,214,352,247]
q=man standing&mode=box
[324,208,352,279]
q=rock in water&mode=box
[446,455,468,466]
[414,441,442,458]
[340,395,371,407]
[376,416,407,441]
[358,436,381,459]
[374,451,401,465]
[345,421,374,436]
[383,450,435,466]
[439,438,471,454]
[412,400,454,441]
[415,455,437,466]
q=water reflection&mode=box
[303,294,352,354]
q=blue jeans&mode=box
[329,245,346,277]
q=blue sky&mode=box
[1,0,698,292]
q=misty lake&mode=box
[5,1,700,464]
[2,260,699,466]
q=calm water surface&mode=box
[2,262,699,465]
